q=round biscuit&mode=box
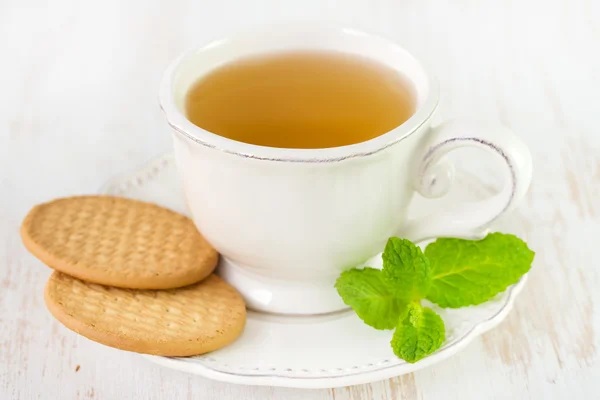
[20,196,218,289]
[44,272,246,356]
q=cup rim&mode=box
[159,24,439,163]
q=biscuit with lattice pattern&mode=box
[45,272,246,356]
[21,196,218,289]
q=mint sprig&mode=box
[382,238,431,300]
[391,302,445,363]
[335,268,406,330]
[335,233,534,363]
[425,233,535,307]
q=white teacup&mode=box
[159,24,532,315]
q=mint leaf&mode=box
[335,268,408,330]
[391,302,445,363]
[425,233,534,308]
[382,238,431,300]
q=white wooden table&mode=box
[1,0,598,398]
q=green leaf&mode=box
[335,267,408,330]
[382,238,432,300]
[391,302,445,363]
[425,233,535,308]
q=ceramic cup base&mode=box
[219,257,348,315]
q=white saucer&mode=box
[100,153,528,389]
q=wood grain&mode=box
[1,0,598,399]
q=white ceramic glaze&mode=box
[100,154,529,389]
[159,24,533,315]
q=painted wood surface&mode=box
[1,0,598,398]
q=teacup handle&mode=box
[403,120,532,241]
